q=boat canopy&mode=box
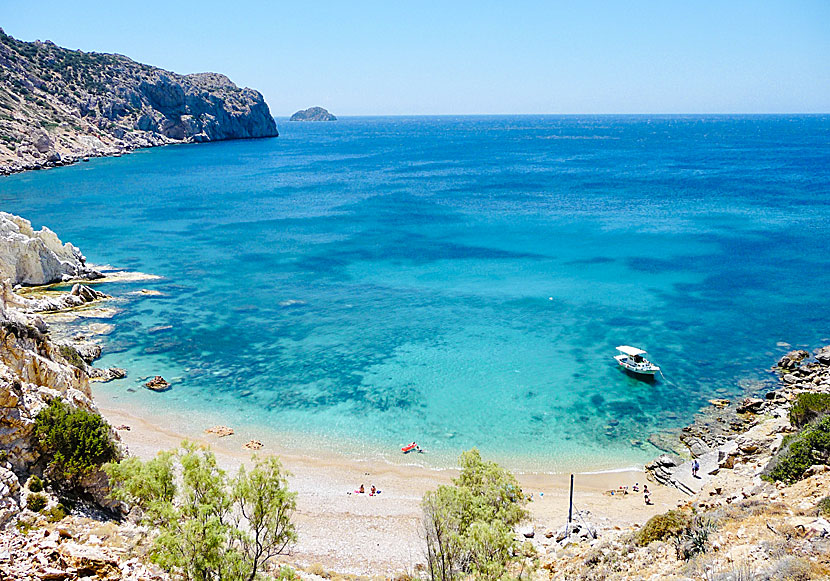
[616,345,647,357]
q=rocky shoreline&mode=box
[0,29,278,176]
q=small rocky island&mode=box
[289,106,337,121]
[0,29,279,175]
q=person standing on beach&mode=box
[692,459,700,478]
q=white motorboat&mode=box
[614,345,660,380]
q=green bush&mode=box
[763,416,830,483]
[34,398,118,484]
[421,448,529,581]
[818,496,830,516]
[789,393,830,428]
[43,503,69,522]
[106,442,296,581]
[26,493,47,512]
[635,510,691,546]
[58,345,86,369]
[26,475,43,493]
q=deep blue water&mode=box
[1,115,829,471]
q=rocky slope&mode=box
[289,106,336,121]
[0,28,278,175]
[539,347,830,580]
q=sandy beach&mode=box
[98,403,687,575]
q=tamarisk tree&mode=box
[106,442,296,581]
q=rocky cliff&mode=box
[289,106,336,121]
[0,29,279,175]
[0,212,101,285]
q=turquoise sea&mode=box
[1,115,829,472]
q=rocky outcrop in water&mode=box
[0,29,278,175]
[289,106,336,121]
[0,213,101,285]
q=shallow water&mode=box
[2,115,829,471]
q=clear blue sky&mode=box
[2,0,828,115]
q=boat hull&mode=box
[620,366,657,382]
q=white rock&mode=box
[0,212,101,285]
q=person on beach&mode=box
[643,484,651,505]
[692,459,700,478]
[370,485,376,496]
[359,484,365,494]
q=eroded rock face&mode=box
[0,29,278,175]
[0,214,102,285]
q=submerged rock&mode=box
[243,440,263,450]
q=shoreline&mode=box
[96,401,686,574]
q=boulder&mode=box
[517,525,535,539]
[815,346,830,366]
[205,425,234,437]
[144,376,169,391]
[777,350,809,370]
[736,398,765,414]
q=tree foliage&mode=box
[34,398,118,484]
[105,442,297,581]
[422,449,529,581]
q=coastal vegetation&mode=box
[33,398,118,485]
[105,442,297,581]
[421,448,531,581]
[789,392,830,428]
[764,415,830,484]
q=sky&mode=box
[1,1,828,115]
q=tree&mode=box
[422,449,529,581]
[34,398,119,485]
[106,442,297,581]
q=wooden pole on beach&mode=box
[567,473,574,535]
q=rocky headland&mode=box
[289,106,336,121]
[0,29,278,175]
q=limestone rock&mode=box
[205,425,234,437]
[815,345,830,366]
[243,439,263,450]
[0,30,278,176]
[777,349,809,370]
[144,376,169,391]
[736,398,765,414]
[88,367,127,383]
[0,214,103,285]
[289,106,337,121]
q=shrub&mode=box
[26,475,44,493]
[763,416,830,483]
[44,503,68,522]
[106,442,296,581]
[58,345,86,369]
[34,398,118,484]
[26,493,47,512]
[818,495,830,516]
[635,510,691,546]
[421,448,529,581]
[672,515,716,560]
[789,393,830,428]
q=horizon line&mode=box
[274,112,829,118]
